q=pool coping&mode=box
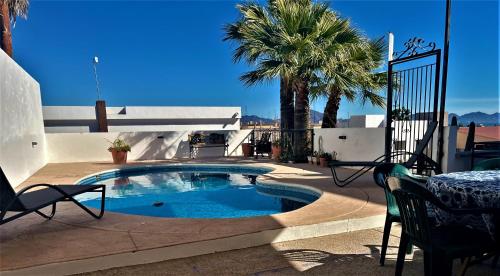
[0,160,386,275]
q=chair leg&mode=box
[35,203,56,220]
[406,242,413,254]
[380,214,392,266]
[423,251,432,276]
[68,188,106,219]
[458,257,471,276]
[431,251,452,276]
[492,254,499,268]
[395,233,409,276]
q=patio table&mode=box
[426,170,500,238]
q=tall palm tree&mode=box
[225,0,345,160]
[224,0,385,160]
[223,1,295,130]
[315,38,387,128]
[0,0,29,57]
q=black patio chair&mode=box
[387,176,499,276]
[329,121,441,187]
[473,157,500,171]
[373,163,428,266]
[0,167,105,225]
[255,132,272,158]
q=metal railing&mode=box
[247,128,314,162]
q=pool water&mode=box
[76,165,320,218]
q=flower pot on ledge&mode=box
[319,157,328,167]
[111,150,127,164]
[242,143,254,157]
[111,150,128,164]
[108,138,131,164]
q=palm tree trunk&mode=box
[0,1,13,57]
[293,78,310,162]
[321,87,341,128]
[280,76,294,130]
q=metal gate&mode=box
[384,38,446,174]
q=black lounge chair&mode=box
[0,167,105,225]
[329,121,441,187]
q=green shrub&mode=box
[107,138,131,152]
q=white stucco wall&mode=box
[0,49,47,186]
[46,130,252,163]
[314,126,459,173]
[349,115,385,128]
[314,128,386,162]
[43,106,242,133]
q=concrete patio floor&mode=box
[80,226,500,276]
[1,158,388,275]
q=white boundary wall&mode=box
[314,128,385,162]
[46,130,252,163]
[314,127,460,173]
[0,50,47,186]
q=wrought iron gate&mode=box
[385,38,446,174]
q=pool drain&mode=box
[153,201,164,207]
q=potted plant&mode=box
[319,152,332,167]
[108,138,131,164]
[272,139,281,161]
[242,142,254,157]
[311,151,318,165]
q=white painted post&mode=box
[388,32,394,61]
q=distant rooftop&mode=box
[458,126,500,141]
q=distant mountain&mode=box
[449,112,500,126]
[243,111,499,127]
[242,110,325,125]
[241,115,277,125]
[310,110,323,124]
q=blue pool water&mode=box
[76,165,320,218]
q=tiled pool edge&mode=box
[2,214,385,276]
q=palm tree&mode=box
[225,0,344,161]
[315,38,387,128]
[224,0,386,160]
[0,0,29,57]
[223,1,295,130]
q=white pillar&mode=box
[388,32,394,61]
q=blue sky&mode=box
[11,0,499,118]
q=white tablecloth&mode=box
[426,170,500,237]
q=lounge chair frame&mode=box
[329,122,441,187]
[0,168,105,225]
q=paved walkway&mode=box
[80,226,499,276]
[1,158,387,274]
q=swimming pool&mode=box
[76,165,320,219]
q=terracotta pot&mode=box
[319,157,328,167]
[242,143,254,157]
[111,150,128,164]
[272,146,281,161]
